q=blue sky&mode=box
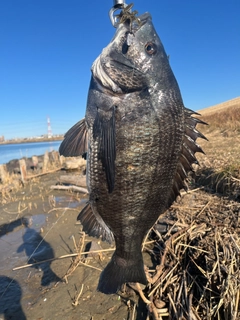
[0,0,239,139]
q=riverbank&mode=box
[0,141,62,165]
[0,136,63,145]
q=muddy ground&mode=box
[0,170,143,320]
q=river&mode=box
[0,141,62,165]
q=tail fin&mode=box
[97,253,147,294]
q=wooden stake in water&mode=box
[19,159,27,183]
[42,151,49,172]
[32,156,38,170]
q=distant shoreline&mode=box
[0,136,64,146]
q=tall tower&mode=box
[47,116,52,138]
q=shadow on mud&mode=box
[0,276,26,320]
[17,218,61,286]
[0,218,24,238]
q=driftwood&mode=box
[63,157,86,170]
[51,150,61,166]
[12,241,155,271]
[42,151,49,172]
[50,185,88,194]
[19,159,27,183]
[26,167,62,179]
[59,175,86,187]
[12,248,115,270]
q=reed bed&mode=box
[134,190,240,320]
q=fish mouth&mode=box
[137,12,152,25]
[129,12,152,32]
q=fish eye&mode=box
[145,42,157,55]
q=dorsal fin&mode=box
[168,108,207,206]
[59,118,88,157]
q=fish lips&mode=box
[129,12,152,32]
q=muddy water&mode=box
[0,192,89,319]
[0,175,135,320]
[0,214,50,320]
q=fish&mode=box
[59,11,207,294]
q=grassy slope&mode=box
[195,97,240,196]
[198,96,240,133]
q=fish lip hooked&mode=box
[130,12,152,32]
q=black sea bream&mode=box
[59,12,206,294]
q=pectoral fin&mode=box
[59,118,88,157]
[93,106,116,193]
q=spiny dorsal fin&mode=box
[169,108,207,205]
[59,118,88,157]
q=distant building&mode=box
[0,135,4,142]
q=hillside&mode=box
[197,96,240,133]
[195,96,240,198]
[198,97,240,115]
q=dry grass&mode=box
[195,98,240,199]
[197,97,240,134]
[199,106,240,134]
[138,191,240,320]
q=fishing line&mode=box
[26,200,72,264]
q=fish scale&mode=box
[59,12,207,294]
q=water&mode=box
[0,141,62,164]
[0,214,47,272]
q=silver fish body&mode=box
[59,12,206,294]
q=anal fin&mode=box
[77,203,114,244]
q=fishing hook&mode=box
[109,0,128,27]
[109,2,141,31]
